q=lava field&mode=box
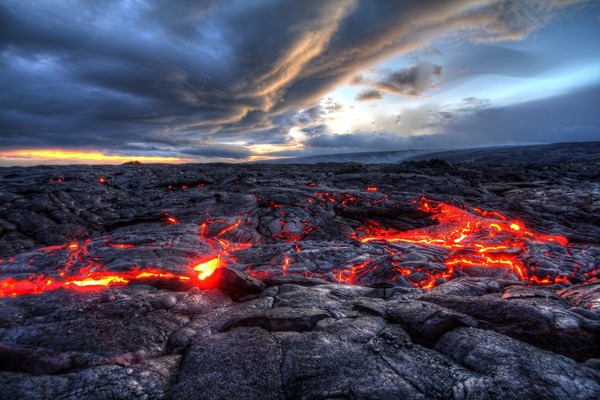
[0,149,599,399]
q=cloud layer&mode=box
[0,0,595,162]
[354,63,443,100]
[302,84,600,156]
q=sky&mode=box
[0,0,598,166]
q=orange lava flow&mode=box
[107,243,137,249]
[0,265,193,297]
[193,257,223,280]
[0,196,582,297]
[355,197,568,287]
[0,231,224,297]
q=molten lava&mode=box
[0,193,593,298]
[354,198,569,287]
[0,266,193,297]
[194,257,223,280]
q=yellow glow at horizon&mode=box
[0,149,186,163]
[248,155,285,161]
[246,142,304,155]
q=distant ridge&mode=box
[256,141,599,165]
[253,148,441,165]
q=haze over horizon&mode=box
[1,0,598,166]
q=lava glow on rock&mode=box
[353,198,569,288]
[193,257,224,280]
[0,195,591,298]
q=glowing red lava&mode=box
[0,195,589,298]
[159,212,179,225]
[193,257,223,280]
[353,197,569,288]
[0,265,193,297]
[0,231,220,297]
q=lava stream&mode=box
[354,197,568,287]
[0,265,194,297]
[0,196,585,298]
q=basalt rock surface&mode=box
[0,147,599,399]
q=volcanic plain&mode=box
[0,142,599,399]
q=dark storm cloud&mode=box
[376,63,443,97]
[0,0,593,158]
[109,141,253,160]
[352,62,443,100]
[294,106,324,125]
[356,88,384,101]
[180,144,254,159]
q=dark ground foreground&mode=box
[0,142,599,399]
